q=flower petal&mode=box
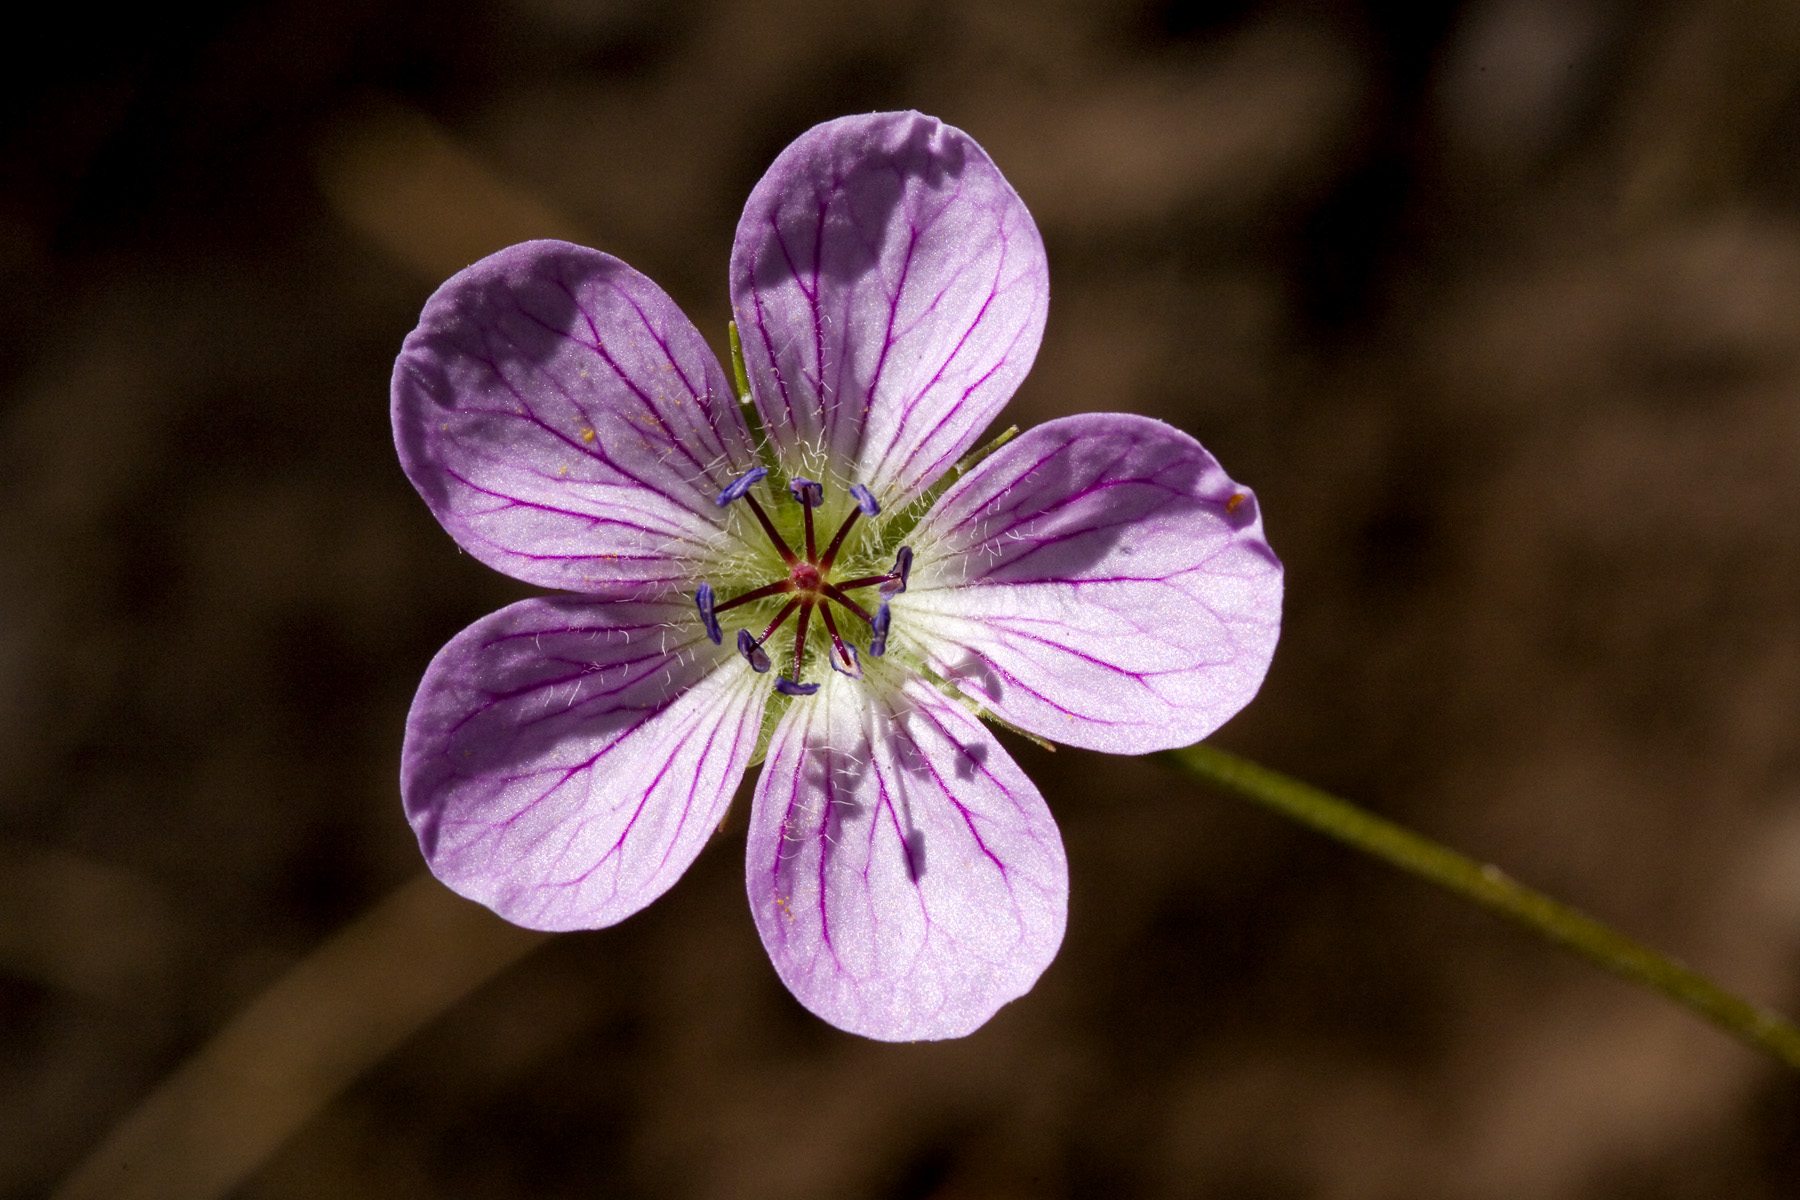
[393,240,758,594]
[731,112,1048,505]
[900,413,1283,754]
[746,672,1068,1041]
[403,596,765,931]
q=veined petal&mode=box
[900,413,1283,754]
[393,240,758,594]
[731,112,1048,505]
[403,597,765,931]
[746,672,1067,1041]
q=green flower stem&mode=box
[726,321,773,469]
[1159,742,1800,1071]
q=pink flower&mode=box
[392,112,1282,1039]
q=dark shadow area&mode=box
[746,110,965,294]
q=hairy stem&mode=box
[727,320,776,472]
[1159,742,1800,1072]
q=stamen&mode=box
[713,578,791,615]
[791,599,814,678]
[821,583,872,623]
[741,491,796,564]
[709,473,910,690]
[835,546,914,595]
[829,641,862,678]
[879,546,913,597]
[788,477,822,559]
[715,467,767,506]
[819,605,862,679]
[869,599,891,657]
[758,597,801,643]
[715,465,796,564]
[695,582,721,644]
[736,629,771,673]
[819,508,860,571]
[818,483,882,572]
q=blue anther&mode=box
[736,628,770,673]
[715,467,768,506]
[774,676,819,697]
[879,546,913,597]
[829,641,862,679]
[695,582,721,644]
[869,599,891,657]
[787,477,824,508]
[849,484,880,516]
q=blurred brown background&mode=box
[5,0,1800,1196]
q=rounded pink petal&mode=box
[393,240,759,594]
[900,412,1283,754]
[403,597,766,931]
[746,673,1068,1041]
[730,112,1048,504]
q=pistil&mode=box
[710,472,913,685]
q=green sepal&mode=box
[728,320,780,477]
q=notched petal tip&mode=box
[1222,489,1262,529]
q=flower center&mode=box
[694,469,911,696]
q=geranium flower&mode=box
[392,111,1282,1040]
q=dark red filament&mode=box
[720,483,907,681]
[740,493,795,565]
